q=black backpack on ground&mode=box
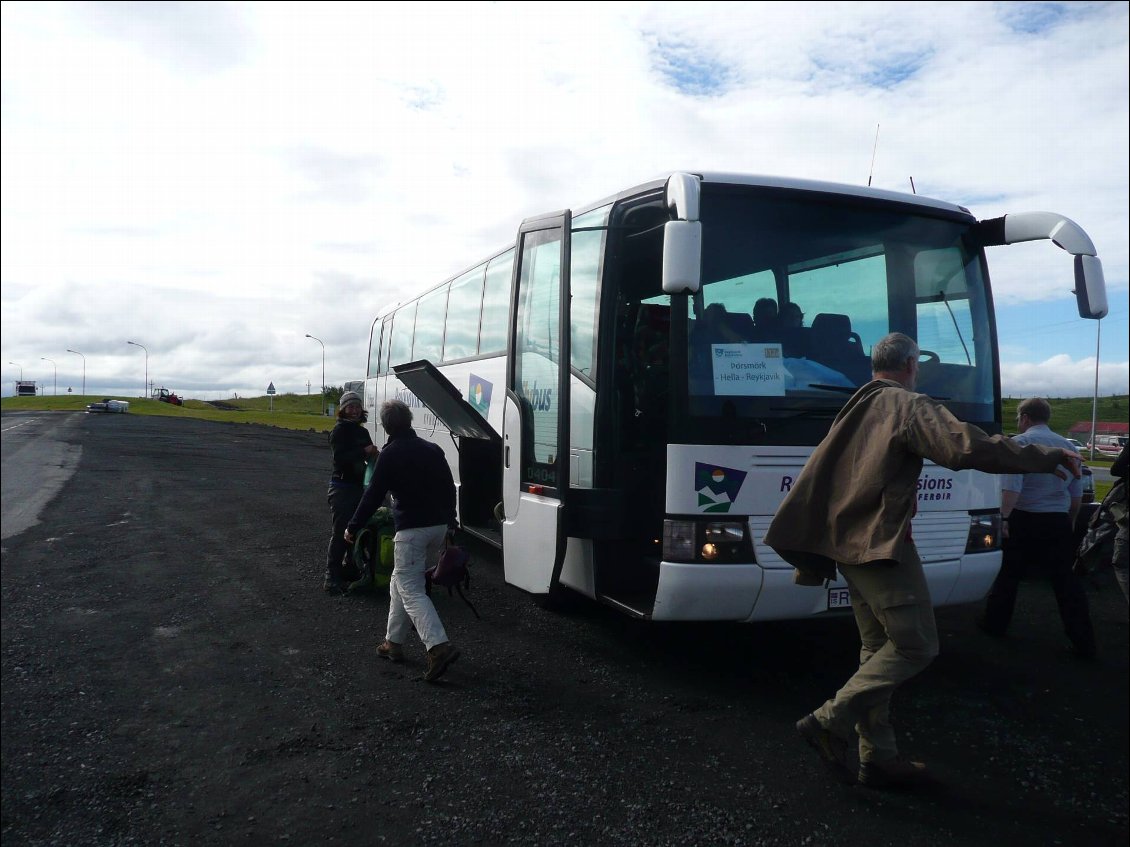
[1074,478,1127,576]
[425,542,480,619]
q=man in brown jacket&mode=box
[765,332,1080,789]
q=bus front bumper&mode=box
[649,552,1003,622]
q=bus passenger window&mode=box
[444,266,486,361]
[571,209,608,377]
[379,317,393,374]
[413,285,448,364]
[479,250,513,355]
[388,303,416,369]
[375,318,388,377]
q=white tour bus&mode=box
[363,172,1107,621]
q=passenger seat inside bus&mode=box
[808,313,871,383]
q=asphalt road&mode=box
[1,411,1127,846]
[1,413,83,541]
[1090,464,1114,484]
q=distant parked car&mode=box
[1066,438,1085,452]
[1080,463,1095,504]
[1088,435,1127,456]
[86,399,129,414]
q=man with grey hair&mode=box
[766,332,1081,789]
[978,397,1095,656]
[345,399,461,682]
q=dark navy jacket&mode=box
[329,419,374,485]
[347,429,456,533]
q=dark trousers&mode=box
[983,509,1096,652]
[326,482,364,582]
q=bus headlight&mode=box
[663,519,754,563]
[965,513,1002,553]
[663,520,697,561]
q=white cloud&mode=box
[2,1,1127,400]
[1001,354,1130,400]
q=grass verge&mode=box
[0,394,336,433]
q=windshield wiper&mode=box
[768,404,844,420]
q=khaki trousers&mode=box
[814,546,939,763]
[386,525,449,651]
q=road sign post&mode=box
[267,382,276,413]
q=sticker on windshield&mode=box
[712,344,787,396]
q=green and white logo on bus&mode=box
[468,374,493,416]
[695,462,748,513]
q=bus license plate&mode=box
[827,588,852,610]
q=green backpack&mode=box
[347,506,395,594]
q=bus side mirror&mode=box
[1074,254,1108,319]
[662,220,701,294]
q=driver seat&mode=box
[809,313,870,383]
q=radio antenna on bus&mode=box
[909,176,916,194]
[867,123,880,187]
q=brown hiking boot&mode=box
[424,642,460,682]
[796,714,854,784]
[858,756,932,789]
[376,640,404,663]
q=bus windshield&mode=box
[677,184,996,440]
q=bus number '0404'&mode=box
[525,466,557,486]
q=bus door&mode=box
[392,359,502,542]
[502,211,571,595]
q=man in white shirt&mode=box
[978,397,1096,658]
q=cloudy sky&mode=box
[2,1,1127,402]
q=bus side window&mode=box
[414,285,448,364]
[444,266,486,361]
[368,319,383,378]
[378,321,387,374]
[480,250,513,355]
[379,317,392,374]
[388,302,416,370]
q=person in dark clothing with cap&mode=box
[324,390,378,594]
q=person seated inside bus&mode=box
[780,302,804,328]
[752,297,779,332]
[696,303,747,344]
[778,301,809,358]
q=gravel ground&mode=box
[2,412,1127,846]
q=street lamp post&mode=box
[1089,319,1101,462]
[66,349,85,396]
[305,334,325,416]
[127,341,148,399]
[8,361,22,381]
[40,358,57,395]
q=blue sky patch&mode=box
[1000,2,1069,35]
[652,38,733,96]
[862,52,931,89]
